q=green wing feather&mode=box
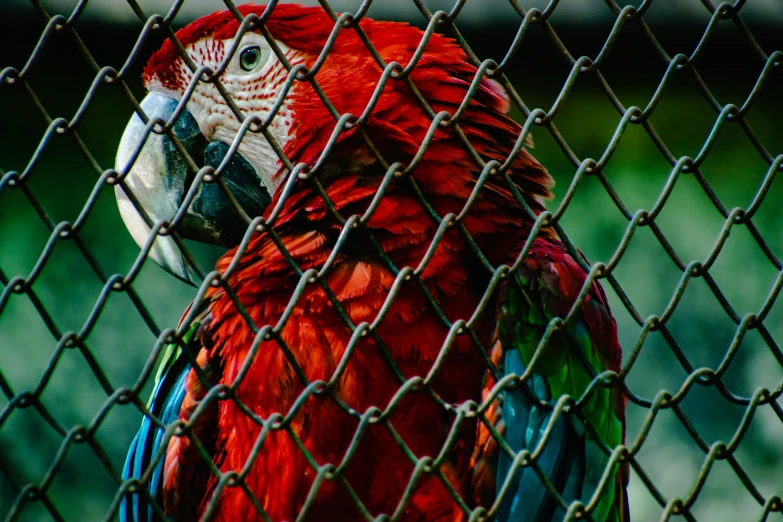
[121,303,209,522]
[494,239,628,522]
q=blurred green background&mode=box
[1,1,782,521]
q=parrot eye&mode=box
[239,46,262,71]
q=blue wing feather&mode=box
[121,355,190,522]
[498,349,585,522]
[121,308,205,522]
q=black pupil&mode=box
[240,47,260,71]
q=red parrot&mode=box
[116,4,628,521]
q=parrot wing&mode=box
[121,304,215,522]
[491,238,628,522]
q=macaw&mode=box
[115,4,628,522]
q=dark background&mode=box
[1,1,782,520]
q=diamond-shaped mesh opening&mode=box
[1,1,782,521]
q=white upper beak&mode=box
[115,93,195,284]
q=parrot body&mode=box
[117,5,627,521]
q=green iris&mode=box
[239,46,261,71]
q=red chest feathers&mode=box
[196,183,520,520]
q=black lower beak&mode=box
[182,139,272,247]
[162,97,272,247]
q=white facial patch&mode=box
[155,33,304,198]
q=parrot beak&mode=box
[115,92,272,284]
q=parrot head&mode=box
[115,5,314,283]
[116,4,552,284]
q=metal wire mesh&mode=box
[1,0,782,520]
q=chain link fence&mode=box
[1,0,782,520]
